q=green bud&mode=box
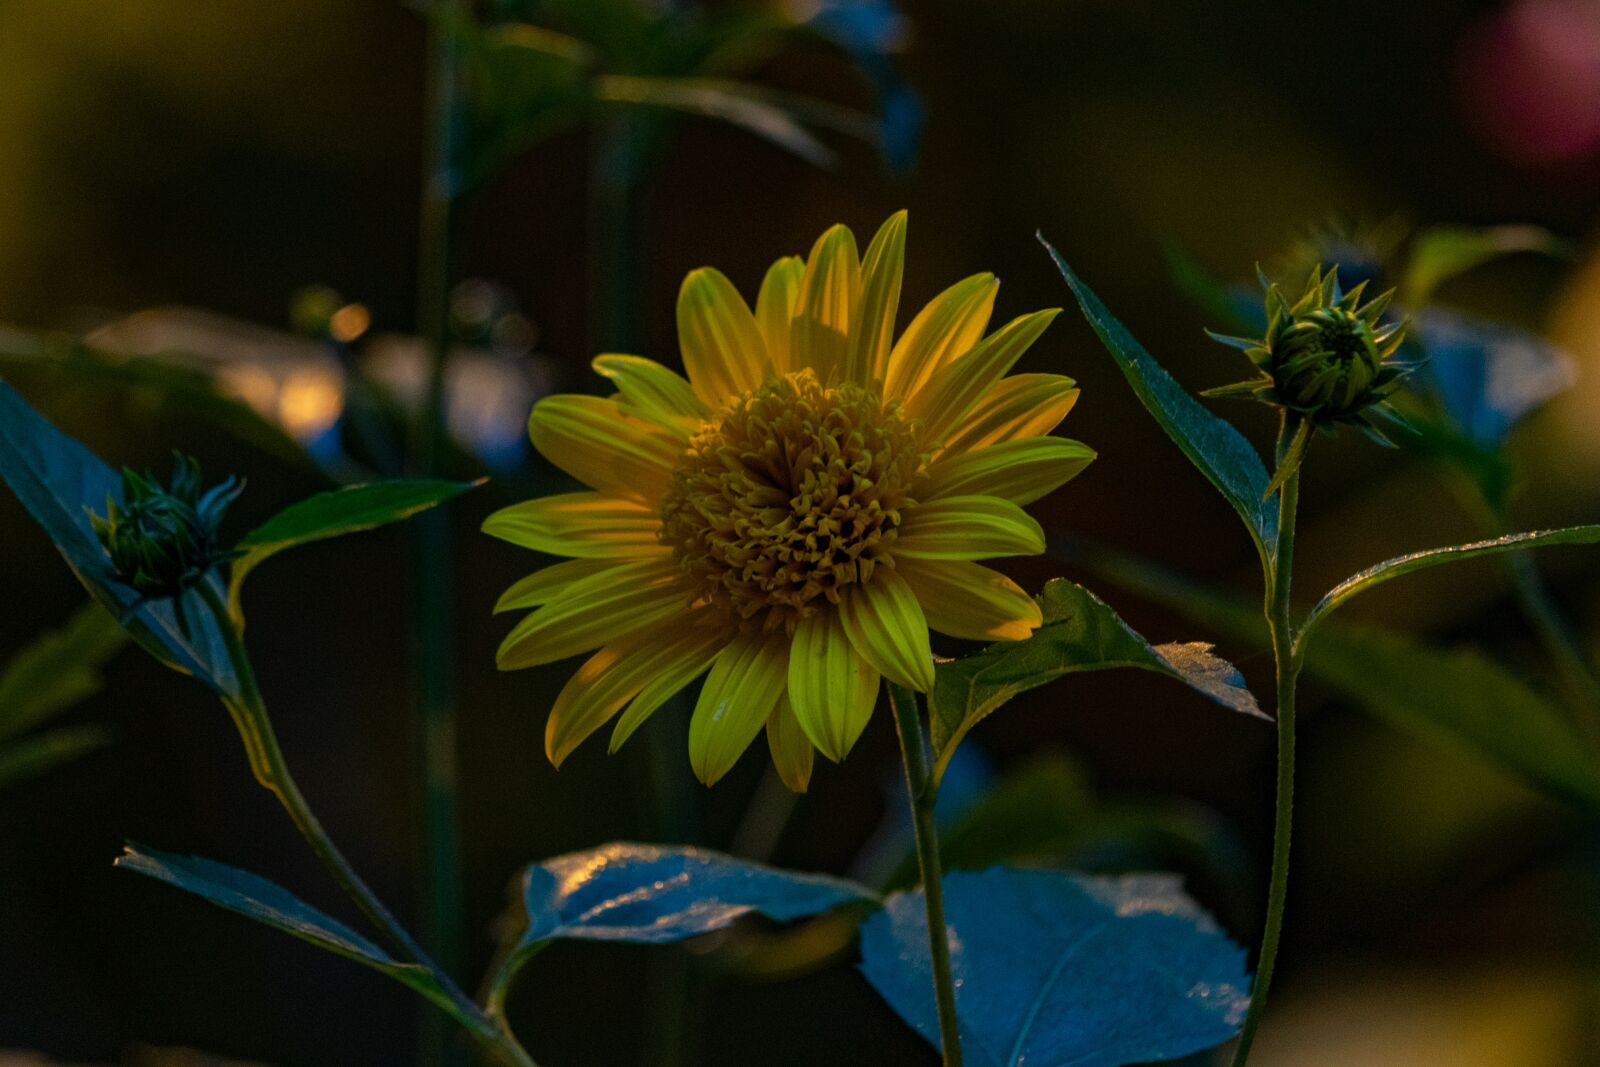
[1204,265,1414,443]
[89,454,243,604]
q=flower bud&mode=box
[90,455,242,602]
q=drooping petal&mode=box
[922,437,1097,505]
[791,224,861,380]
[765,696,815,793]
[545,618,729,767]
[884,273,998,399]
[677,267,769,407]
[609,618,730,753]
[787,609,881,762]
[898,559,1043,642]
[592,354,707,433]
[482,492,665,558]
[755,255,805,374]
[908,309,1061,444]
[688,631,790,786]
[895,496,1046,560]
[528,395,680,501]
[494,557,623,614]
[496,560,687,670]
[942,373,1080,453]
[847,211,907,385]
[838,569,935,693]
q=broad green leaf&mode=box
[1301,525,1600,645]
[0,724,114,790]
[0,601,127,739]
[928,578,1264,785]
[115,845,465,1023]
[1086,546,1600,809]
[0,379,239,699]
[859,867,1250,1066]
[1404,224,1572,306]
[1041,238,1280,565]
[228,480,479,615]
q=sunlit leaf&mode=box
[859,867,1251,1066]
[0,380,239,699]
[0,601,127,740]
[1404,224,1573,306]
[228,479,479,615]
[0,724,114,790]
[115,844,462,1019]
[929,578,1264,785]
[1042,238,1279,565]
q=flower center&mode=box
[658,369,926,632]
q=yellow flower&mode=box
[485,213,1094,789]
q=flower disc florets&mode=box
[90,454,242,601]
[658,369,927,633]
[1205,265,1413,441]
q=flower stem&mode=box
[1229,420,1304,1067]
[888,682,964,1067]
[195,581,539,1067]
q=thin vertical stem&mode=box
[1229,419,1303,1067]
[888,682,964,1067]
[413,3,468,1048]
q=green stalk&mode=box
[1229,420,1304,1067]
[195,582,539,1067]
[413,6,468,1057]
[888,682,964,1067]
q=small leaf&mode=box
[1301,525,1600,645]
[929,579,1264,784]
[859,867,1251,1067]
[115,845,464,1021]
[1404,224,1573,306]
[0,379,239,699]
[0,724,114,789]
[229,480,479,613]
[0,601,127,739]
[1041,238,1280,566]
[1264,417,1310,500]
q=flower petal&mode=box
[545,617,728,767]
[923,437,1097,505]
[494,557,622,614]
[481,492,665,558]
[688,631,790,786]
[791,223,860,380]
[838,569,935,692]
[592,354,707,432]
[895,496,1046,560]
[898,559,1043,642]
[765,696,815,793]
[884,273,998,399]
[787,609,881,762]
[847,211,906,385]
[496,559,686,670]
[608,618,729,753]
[755,255,805,374]
[529,394,680,501]
[908,309,1061,444]
[678,266,769,407]
[943,373,1080,453]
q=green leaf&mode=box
[594,75,838,168]
[1301,525,1600,645]
[0,379,240,699]
[1404,224,1573,306]
[0,601,127,740]
[114,844,467,1023]
[0,724,114,790]
[928,578,1265,785]
[229,480,479,614]
[461,21,595,189]
[1041,237,1280,565]
[1161,240,1260,335]
[1084,545,1600,809]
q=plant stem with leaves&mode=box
[889,682,964,1067]
[1230,419,1304,1067]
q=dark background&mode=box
[2,1,1600,1064]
